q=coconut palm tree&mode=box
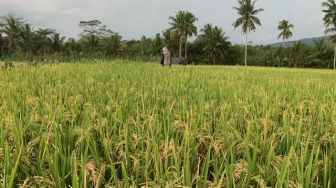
[312,39,333,68]
[322,0,336,69]
[182,12,198,60]
[199,24,231,64]
[169,11,198,60]
[233,0,264,66]
[21,23,36,54]
[169,12,184,58]
[278,20,294,48]
[35,28,54,57]
[0,14,25,53]
[50,32,66,52]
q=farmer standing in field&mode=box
[160,47,172,67]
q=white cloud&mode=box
[0,0,326,44]
[61,8,81,15]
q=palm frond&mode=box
[232,0,264,35]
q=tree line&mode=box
[0,0,336,68]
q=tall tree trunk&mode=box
[9,36,13,53]
[282,37,285,48]
[185,35,188,60]
[334,46,336,70]
[179,35,183,58]
[43,47,46,61]
[245,33,248,67]
[213,55,216,65]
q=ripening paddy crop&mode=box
[1,61,336,187]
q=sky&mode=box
[0,0,326,45]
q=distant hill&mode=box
[269,35,332,47]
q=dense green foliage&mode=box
[249,41,334,68]
[0,0,336,68]
[1,61,336,187]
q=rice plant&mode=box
[0,61,336,187]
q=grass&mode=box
[0,61,336,187]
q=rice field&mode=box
[1,61,336,187]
